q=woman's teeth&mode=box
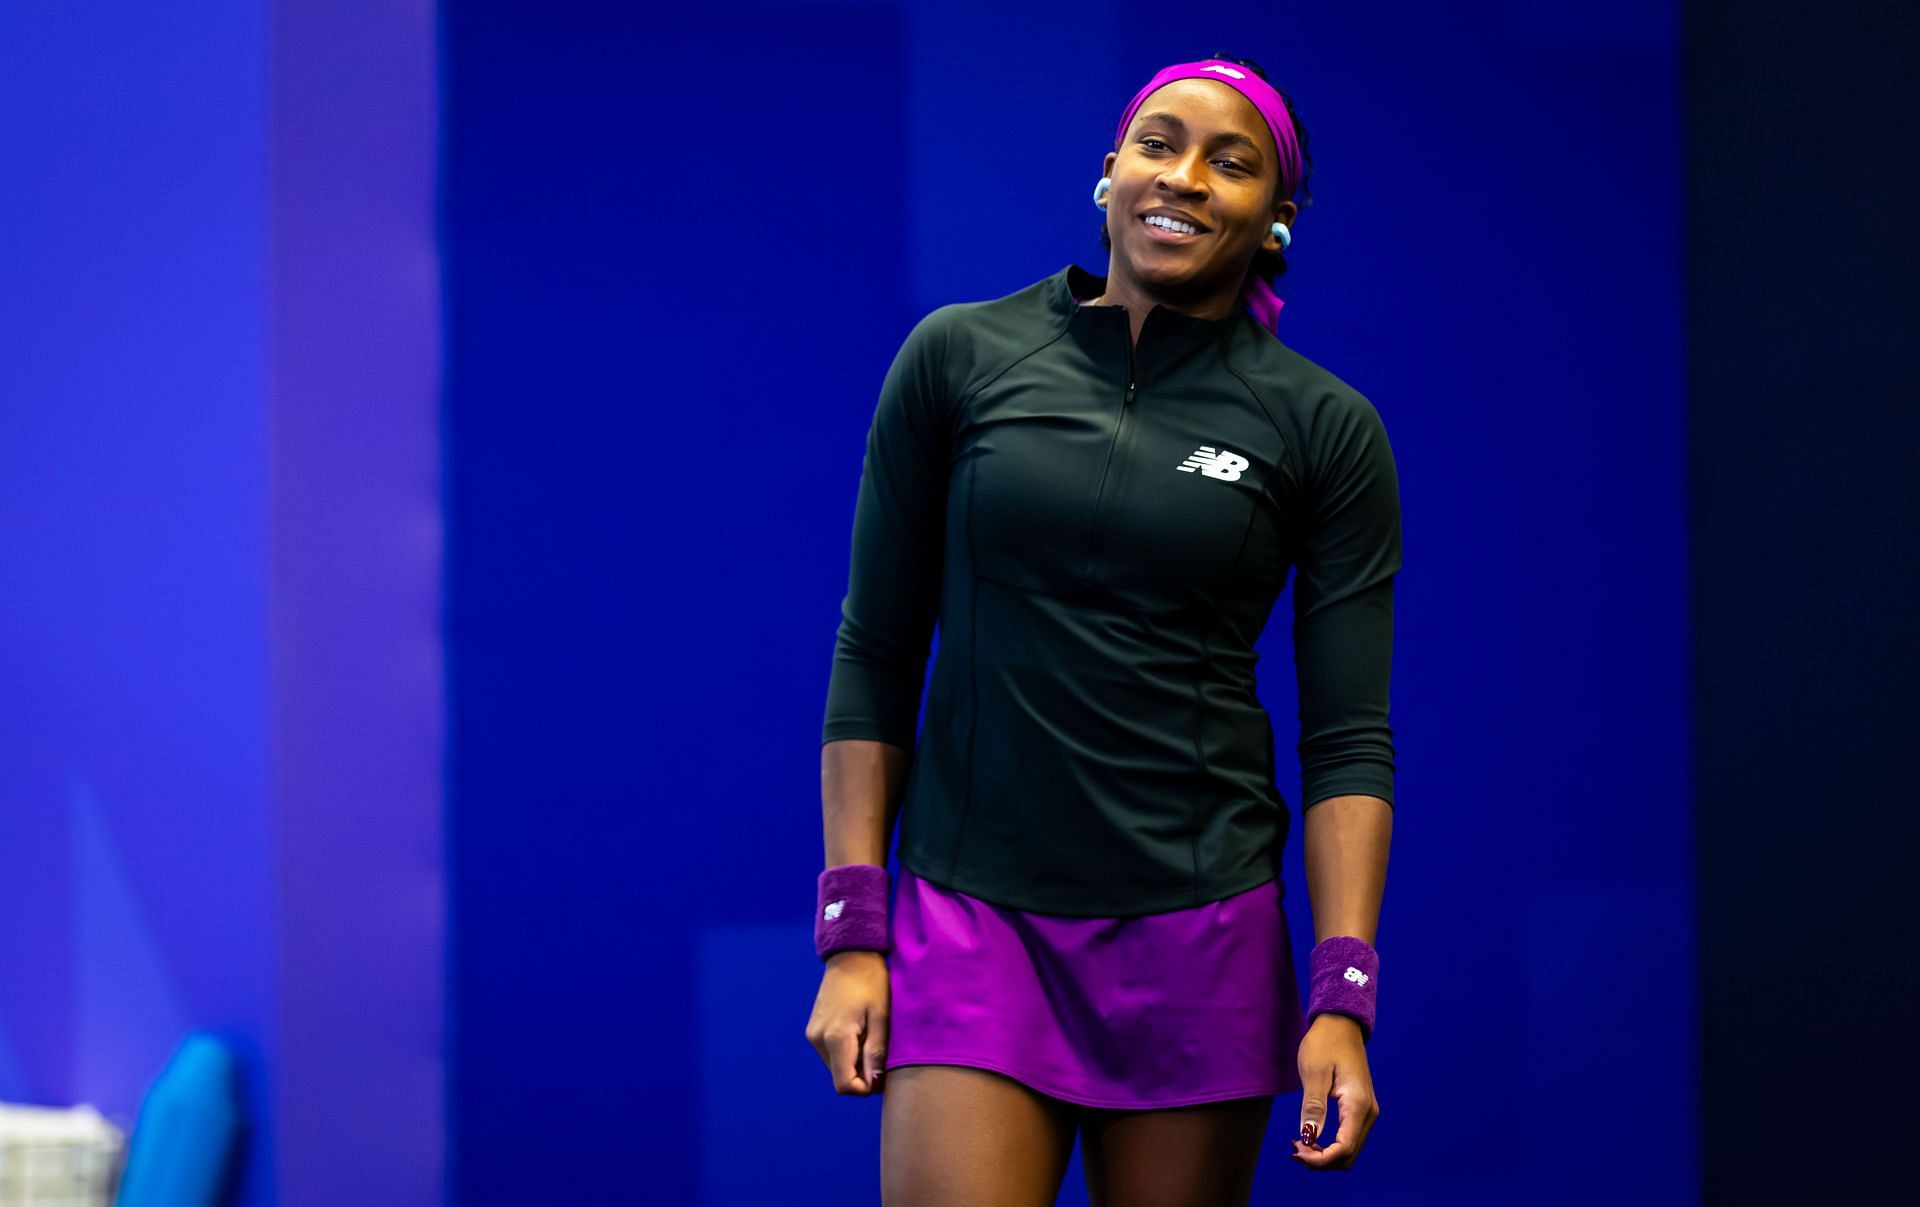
[1143,215,1200,235]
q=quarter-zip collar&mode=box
[1052,263,1247,388]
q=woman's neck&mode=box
[1086,269,1241,344]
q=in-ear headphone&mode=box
[1094,176,1291,250]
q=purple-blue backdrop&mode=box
[440,3,1690,1205]
[1,1,1710,1204]
[0,1,440,1204]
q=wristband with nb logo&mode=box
[1305,935,1379,1042]
[815,863,891,960]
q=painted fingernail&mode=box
[1300,1123,1315,1143]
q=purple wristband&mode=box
[815,863,890,960]
[1305,935,1379,1042]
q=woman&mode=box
[805,53,1397,1204]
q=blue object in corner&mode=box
[115,1032,244,1206]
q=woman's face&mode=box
[1101,78,1298,302]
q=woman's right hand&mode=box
[805,949,891,1095]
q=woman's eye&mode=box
[1140,140,1246,173]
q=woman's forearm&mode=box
[821,738,912,868]
[1300,793,1392,944]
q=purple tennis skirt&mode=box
[885,864,1309,1110]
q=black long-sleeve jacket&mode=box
[822,263,1400,917]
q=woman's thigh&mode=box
[1077,1094,1276,1207]
[880,1064,1080,1207]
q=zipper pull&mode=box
[1125,380,1136,405]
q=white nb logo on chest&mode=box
[1177,445,1250,482]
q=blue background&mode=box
[6,0,1914,1203]
[442,2,1690,1204]
[0,1,440,1203]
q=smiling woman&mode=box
[1098,54,1315,297]
[1088,53,1316,335]
[809,49,1398,1207]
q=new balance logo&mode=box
[1344,966,1369,986]
[1177,446,1250,482]
[823,899,846,921]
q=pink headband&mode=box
[1114,60,1302,196]
[1112,59,1301,332]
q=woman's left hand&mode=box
[1290,1013,1379,1170]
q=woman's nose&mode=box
[1159,151,1206,193]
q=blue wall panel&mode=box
[0,3,276,1200]
[444,2,1692,1201]
[0,3,442,1203]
